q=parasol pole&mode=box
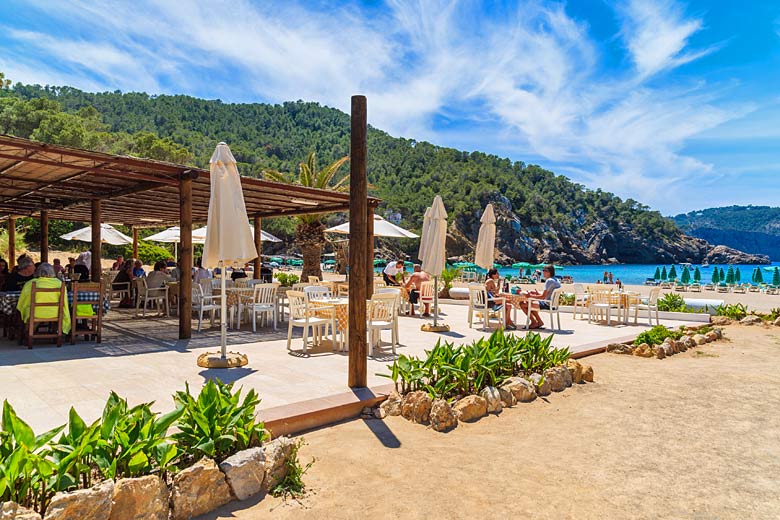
[220,260,227,359]
[433,275,439,327]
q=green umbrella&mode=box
[270,257,283,263]
[373,259,386,266]
[668,265,677,281]
[653,267,661,280]
[404,260,414,267]
[693,267,701,282]
[525,267,532,276]
[324,259,336,265]
[773,267,780,286]
[725,266,735,284]
[711,268,719,284]
[754,267,763,284]
[719,267,725,281]
[735,267,741,283]
[680,266,691,284]
[661,266,668,280]
[493,262,503,269]
[553,265,564,270]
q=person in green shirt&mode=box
[17,263,71,334]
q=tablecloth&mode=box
[0,291,110,316]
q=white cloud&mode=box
[3,0,761,213]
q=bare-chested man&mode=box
[404,264,431,316]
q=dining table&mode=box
[0,290,111,316]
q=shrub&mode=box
[657,293,687,312]
[559,293,575,306]
[124,240,171,264]
[715,303,748,320]
[269,439,314,500]
[275,273,300,286]
[173,379,268,462]
[634,325,683,346]
[380,329,571,400]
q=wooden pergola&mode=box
[0,98,377,386]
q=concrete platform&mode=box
[0,303,699,432]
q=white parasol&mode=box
[325,214,419,238]
[418,195,448,329]
[60,224,132,246]
[474,204,496,270]
[203,142,258,362]
[193,225,281,244]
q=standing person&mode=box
[603,270,609,283]
[608,272,614,284]
[404,264,431,317]
[485,268,517,329]
[111,256,124,270]
[382,260,406,286]
[519,264,561,329]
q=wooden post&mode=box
[8,217,16,269]
[40,211,49,263]
[132,226,139,260]
[90,200,101,282]
[366,205,374,299]
[253,215,262,279]
[348,95,368,388]
[179,170,195,340]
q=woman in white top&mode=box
[193,256,212,284]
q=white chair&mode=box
[292,282,314,292]
[376,287,405,317]
[247,283,277,332]
[134,278,168,317]
[572,283,589,319]
[303,285,332,300]
[418,280,435,316]
[631,287,660,326]
[286,291,335,354]
[308,276,320,284]
[192,284,221,332]
[467,285,505,331]
[367,292,399,356]
[588,290,617,325]
[539,287,563,330]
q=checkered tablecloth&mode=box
[0,291,111,316]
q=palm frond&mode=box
[315,155,350,190]
[262,168,288,183]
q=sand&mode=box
[206,324,780,519]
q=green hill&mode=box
[0,83,767,264]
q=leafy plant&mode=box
[634,325,684,346]
[715,303,748,320]
[269,439,314,500]
[439,266,463,296]
[173,379,268,462]
[124,240,171,264]
[275,273,300,287]
[657,293,687,312]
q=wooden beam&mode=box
[179,172,193,340]
[8,217,15,269]
[91,201,101,282]
[366,206,374,299]
[132,226,138,260]
[253,215,262,279]
[348,95,368,388]
[40,210,49,263]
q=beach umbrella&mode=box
[373,259,386,266]
[525,267,532,276]
[493,263,502,269]
[711,268,719,284]
[418,207,432,264]
[773,267,780,286]
[325,214,419,238]
[680,266,691,284]
[474,204,496,271]
[270,257,283,263]
[719,267,725,281]
[653,267,661,280]
[203,142,258,363]
[725,266,735,285]
[193,225,280,244]
[693,267,701,282]
[323,259,336,265]
[754,267,764,284]
[668,265,677,281]
[419,195,448,329]
[735,267,741,282]
[61,223,132,246]
[661,266,668,281]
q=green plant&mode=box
[657,293,687,312]
[559,293,575,306]
[173,379,268,462]
[275,273,300,287]
[269,439,314,500]
[715,303,748,320]
[124,240,171,264]
[634,325,683,346]
[439,266,463,295]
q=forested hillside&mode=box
[674,206,780,261]
[0,83,767,264]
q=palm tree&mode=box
[263,152,349,280]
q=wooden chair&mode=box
[467,285,505,331]
[70,281,103,344]
[367,292,399,356]
[24,282,66,349]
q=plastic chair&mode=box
[367,292,399,356]
[572,283,589,319]
[286,290,335,354]
[135,278,169,317]
[540,287,563,330]
[588,289,618,325]
[467,285,505,331]
[192,283,220,332]
[631,287,660,326]
[418,281,436,316]
[248,283,277,332]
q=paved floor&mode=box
[0,304,697,432]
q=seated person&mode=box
[519,264,561,329]
[145,260,173,288]
[17,262,71,334]
[169,260,182,281]
[166,257,176,268]
[4,256,36,291]
[111,256,124,271]
[113,261,134,289]
[65,257,77,278]
[132,260,145,278]
[230,265,248,281]
[0,257,9,289]
[73,264,90,282]
[52,258,64,275]
[485,268,516,330]
[193,257,212,284]
[382,260,406,286]
[404,264,431,317]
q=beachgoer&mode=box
[485,268,516,329]
[404,264,431,316]
[608,272,614,284]
[383,260,405,286]
[603,270,608,283]
[520,264,561,329]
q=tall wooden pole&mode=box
[132,226,139,260]
[8,217,16,269]
[179,171,194,340]
[253,215,262,279]
[366,205,374,299]
[348,95,368,388]
[91,201,101,282]
[40,211,49,263]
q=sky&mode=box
[1,0,778,216]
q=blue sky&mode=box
[1,0,778,215]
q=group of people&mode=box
[598,271,622,289]
[0,254,92,292]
